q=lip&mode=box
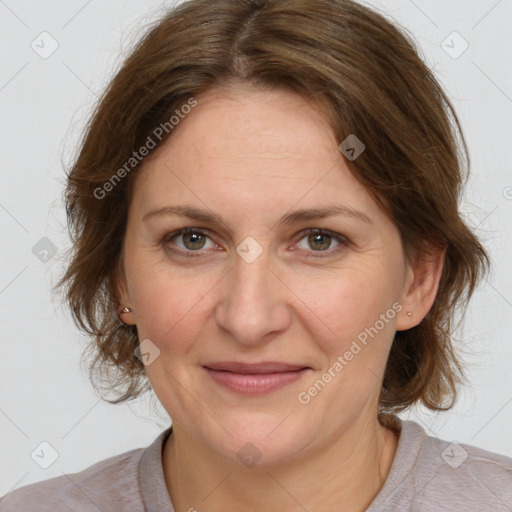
[202,361,311,395]
[203,361,309,374]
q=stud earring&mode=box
[407,311,412,317]
[118,307,133,324]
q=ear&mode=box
[114,252,136,326]
[395,244,446,331]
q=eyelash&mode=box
[161,227,349,259]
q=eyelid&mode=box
[162,227,219,254]
[291,228,349,257]
[161,227,349,257]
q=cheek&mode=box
[300,270,398,345]
[128,262,219,350]
[308,278,399,392]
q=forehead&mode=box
[130,85,381,222]
[147,85,337,174]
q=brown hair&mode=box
[54,0,490,418]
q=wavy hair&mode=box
[54,0,490,422]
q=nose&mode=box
[214,242,291,347]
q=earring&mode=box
[407,311,412,317]
[118,307,133,323]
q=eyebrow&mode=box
[142,204,373,227]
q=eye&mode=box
[161,227,349,258]
[162,228,218,257]
[294,228,348,256]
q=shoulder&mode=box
[420,421,512,477]
[379,419,512,511]
[0,445,146,512]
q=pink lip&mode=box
[203,361,311,394]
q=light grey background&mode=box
[1,0,511,495]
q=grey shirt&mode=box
[1,417,511,511]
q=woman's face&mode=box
[118,84,418,465]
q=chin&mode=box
[200,411,312,469]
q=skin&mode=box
[116,83,445,512]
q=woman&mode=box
[2,0,511,510]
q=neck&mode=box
[162,413,400,512]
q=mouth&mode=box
[202,361,312,395]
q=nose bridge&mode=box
[214,239,290,345]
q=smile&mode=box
[202,362,312,394]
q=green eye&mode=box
[294,229,348,256]
[163,228,216,257]
[162,227,349,259]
